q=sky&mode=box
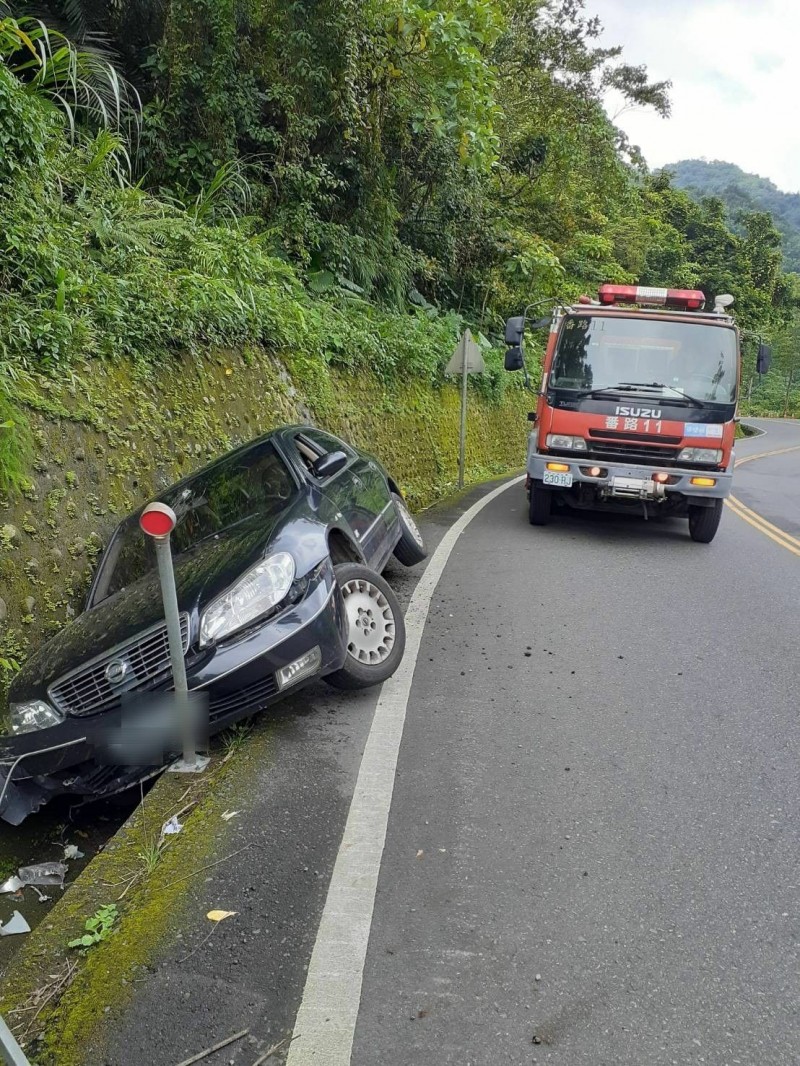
[588,0,800,193]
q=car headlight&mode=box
[200,552,296,647]
[9,700,64,735]
[546,434,587,451]
[678,447,723,464]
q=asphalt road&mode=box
[95,419,800,1066]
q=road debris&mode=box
[18,863,67,887]
[0,875,24,894]
[161,815,184,837]
[30,886,51,903]
[206,910,237,922]
[0,911,31,936]
[173,1028,249,1066]
[221,810,240,821]
[63,844,85,860]
[250,1035,296,1065]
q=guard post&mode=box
[445,329,486,488]
[139,503,208,774]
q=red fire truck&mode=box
[504,284,770,543]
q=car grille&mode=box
[49,615,190,718]
[208,674,279,725]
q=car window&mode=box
[92,441,296,604]
[301,428,357,459]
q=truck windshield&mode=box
[551,315,738,404]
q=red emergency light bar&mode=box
[598,285,706,311]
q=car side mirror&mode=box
[756,342,772,375]
[527,411,538,423]
[505,346,525,372]
[311,450,348,480]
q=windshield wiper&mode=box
[570,385,646,399]
[617,382,704,408]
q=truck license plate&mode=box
[543,470,573,488]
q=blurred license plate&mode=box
[543,470,573,487]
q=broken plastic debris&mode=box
[221,810,240,821]
[0,875,24,894]
[206,910,237,922]
[0,911,31,936]
[64,844,85,860]
[31,886,52,903]
[18,862,67,887]
[161,815,183,837]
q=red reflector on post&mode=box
[598,285,706,311]
[140,502,177,538]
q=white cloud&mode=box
[589,0,800,191]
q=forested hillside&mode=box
[668,158,800,273]
[1,0,798,482]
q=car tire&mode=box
[324,563,407,690]
[391,493,427,566]
[688,498,723,543]
[529,480,551,526]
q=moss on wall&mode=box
[0,348,528,700]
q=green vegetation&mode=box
[67,903,119,950]
[668,159,800,273]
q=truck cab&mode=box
[504,285,756,543]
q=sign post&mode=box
[445,329,485,488]
[139,503,208,774]
[0,1014,32,1066]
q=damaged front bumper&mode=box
[0,562,347,824]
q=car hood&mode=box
[10,519,279,703]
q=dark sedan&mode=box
[0,425,427,823]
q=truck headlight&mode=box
[200,552,295,647]
[9,700,64,735]
[678,447,723,464]
[546,435,587,451]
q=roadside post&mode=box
[0,1014,31,1066]
[139,503,209,774]
[445,329,485,488]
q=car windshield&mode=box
[551,315,738,404]
[92,440,296,604]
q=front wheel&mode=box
[324,563,407,690]
[529,480,552,526]
[391,493,427,566]
[688,498,723,543]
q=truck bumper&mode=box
[528,453,733,501]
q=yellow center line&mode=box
[734,444,800,469]
[725,443,800,555]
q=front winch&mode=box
[601,476,667,501]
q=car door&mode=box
[296,429,394,566]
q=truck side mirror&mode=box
[504,316,525,345]
[505,346,525,372]
[756,342,772,375]
[527,411,538,423]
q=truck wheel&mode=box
[529,481,551,526]
[325,564,406,690]
[688,499,723,543]
[391,493,427,567]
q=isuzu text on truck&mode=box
[504,284,771,544]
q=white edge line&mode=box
[286,475,525,1065]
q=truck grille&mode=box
[49,615,190,718]
[587,440,681,466]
